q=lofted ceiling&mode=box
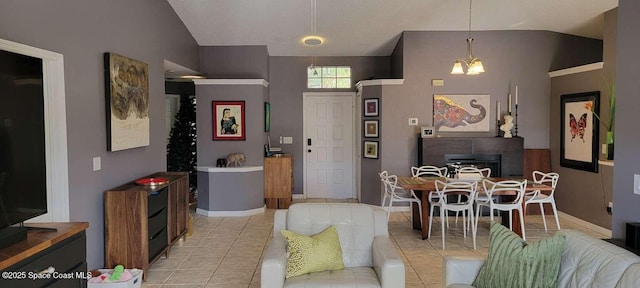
[167,0,618,57]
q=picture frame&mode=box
[104,53,150,151]
[264,102,271,132]
[363,141,379,159]
[364,120,379,138]
[421,126,435,138]
[364,98,379,117]
[433,94,490,132]
[212,101,245,141]
[560,91,600,173]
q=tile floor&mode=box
[141,199,608,288]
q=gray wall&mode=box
[198,170,264,211]
[612,0,640,238]
[0,0,199,269]
[200,46,270,80]
[268,56,391,195]
[360,86,383,205]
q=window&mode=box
[307,66,351,89]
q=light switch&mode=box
[634,174,640,195]
[408,118,418,126]
[602,144,607,155]
[431,79,444,86]
[283,137,293,144]
[93,157,101,171]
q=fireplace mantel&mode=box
[417,136,524,177]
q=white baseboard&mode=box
[558,211,612,238]
[292,194,305,199]
[196,205,265,217]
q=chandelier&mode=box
[451,0,485,75]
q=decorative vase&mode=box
[606,131,614,160]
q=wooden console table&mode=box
[0,222,89,288]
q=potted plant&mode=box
[585,81,615,160]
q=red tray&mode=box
[135,177,169,186]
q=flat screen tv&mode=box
[0,49,47,245]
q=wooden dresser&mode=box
[104,171,188,280]
[264,155,293,209]
[0,222,89,288]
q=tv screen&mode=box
[0,49,47,229]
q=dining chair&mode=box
[477,179,527,241]
[433,180,477,250]
[411,166,448,229]
[525,171,560,232]
[453,167,491,225]
[379,171,422,227]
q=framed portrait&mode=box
[364,98,379,117]
[212,101,245,140]
[421,126,435,138]
[364,120,379,138]
[264,102,271,132]
[363,141,379,159]
[104,53,150,151]
[560,91,600,173]
[433,94,490,132]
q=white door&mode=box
[303,92,355,199]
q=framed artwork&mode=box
[364,120,379,138]
[560,91,600,173]
[104,53,150,151]
[212,101,245,140]
[264,102,271,132]
[363,141,379,159]
[364,98,379,117]
[433,94,490,132]
[421,126,435,138]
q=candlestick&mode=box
[497,101,501,121]
[515,85,519,105]
[508,93,512,114]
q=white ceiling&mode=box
[167,0,618,57]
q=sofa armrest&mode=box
[372,235,405,288]
[261,234,287,288]
[443,255,486,287]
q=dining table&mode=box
[397,176,553,240]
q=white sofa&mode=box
[443,229,640,288]
[261,203,404,288]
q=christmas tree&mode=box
[167,95,197,194]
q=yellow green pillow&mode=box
[281,225,345,278]
[473,222,566,288]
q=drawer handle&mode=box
[38,266,55,274]
[149,207,165,218]
[149,228,165,240]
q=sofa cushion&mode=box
[473,222,565,288]
[284,267,381,288]
[557,230,640,288]
[281,225,345,278]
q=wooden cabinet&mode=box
[0,222,88,288]
[264,155,293,209]
[104,172,188,280]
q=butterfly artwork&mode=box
[569,113,588,142]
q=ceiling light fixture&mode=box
[451,0,485,75]
[307,0,320,75]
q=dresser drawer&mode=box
[148,227,167,261]
[148,187,168,217]
[148,207,167,237]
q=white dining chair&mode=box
[453,167,491,225]
[525,171,560,232]
[411,166,448,231]
[379,171,422,227]
[433,180,478,250]
[477,179,527,241]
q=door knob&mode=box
[308,149,312,153]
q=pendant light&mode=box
[451,0,485,75]
[305,0,322,75]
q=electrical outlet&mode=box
[92,157,101,171]
[606,201,613,215]
[602,144,607,155]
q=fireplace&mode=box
[444,154,502,177]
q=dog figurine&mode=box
[226,153,246,167]
[216,158,227,167]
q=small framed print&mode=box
[364,98,379,117]
[421,126,435,138]
[212,101,245,140]
[364,120,379,138]
[363,141,379,159]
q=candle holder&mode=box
[496,119,502,137]
[514,104,520,137]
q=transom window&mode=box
[307,66,351,89]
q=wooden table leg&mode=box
[421,192,430,239]
[510,202,526,238]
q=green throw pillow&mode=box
[473,222,566,288]
[281,225,345,278]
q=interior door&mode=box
[303,92,355,199]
